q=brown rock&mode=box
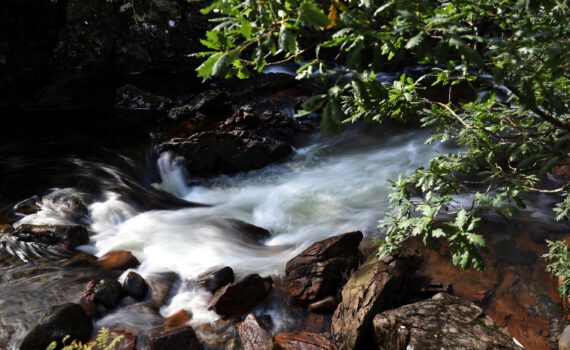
[99,250,140,271]
[0,223,13,235]
[196,266,234,293]
[147,272,178,308]
[308,296,338,314]
[274,332,337,350]
[285,232,362,304]
[164,310,191,329]
[237,314,275,350]
[331,250,421,349]
[373,293,524,350]
[208,274,273,317]
[145,325,202,350]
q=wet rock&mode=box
[208,274,273,317]
[12,224,89,249]
[63,252,98,267]
[274,332,337,350]
[13,195,41,215]
[80,280,98,316]
[116,84,171,111]
[147,272,179,307]
[123,271,149,300]
[20,303,93,350]
[237,314,275,350]
[285,231,363,304]
[144,325,202,350]
[99,250,140,271]
[159,130,292,176]
[0,223,14,235]
[168,90,231,123]
[94,278,124,310]
[164,310,191,329]
[223,219,271,243]
[42,190,89,221]
[197,266,234,293]
[560,325,570,350]
[308,296,338,314]
[373,293,523,350]
[331,250,421,349]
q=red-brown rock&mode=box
[285,232,362,304]
[237,314,275,350]
[144,325,202,350]
[274,332,337,350]
[99,250,140,271]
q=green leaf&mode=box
[197,53,223,79]
[405,33,424,49]
[298,1,329,29]
[279,25,298,53]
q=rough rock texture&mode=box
[274,332,337,350]
[373,293,524,350]
[164,310,191,329]
[196,266,234,293]
[308,296,338,314]
[237,314,275,350]
[123,271,149,300]
[116,84,171,111]
[20,303,93,350]
[285,231,363,304]
[331,250,421,349]
[12,224,89,249]
[145,325,202,350]
[208,274,273,317]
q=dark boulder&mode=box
[116,84,171,111]
[12,224,89,249]
[144,325,202,350]
[237,314,275,350]
[274,332,337,350]
[331,250,421,349]
[285,232,363,304]
[93,278,124,310]
[123,271,149,300]
[20,303,93,350]
[208,274,273,318]
[168,90,231,123]
[12,195,41,215]
[160,130,292,176]
[196,266,234,293]
[373,293,524,350]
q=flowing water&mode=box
[0,115,567,349]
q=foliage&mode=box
[544,240,570,298]
[193,0,570,270]
[46,328,123,350]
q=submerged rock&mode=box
[237,314,275,350]
[208,274,273,318]
[123,271,149,300]
[144,325,202,350]
[331,250,421,349]
[373,293,524,349]
[20,303,93,350]
[12,224,89,249]
[274,332,337,350]
[285,231,363,304]
[196,266,234,293]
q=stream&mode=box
[0,111,567,349]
